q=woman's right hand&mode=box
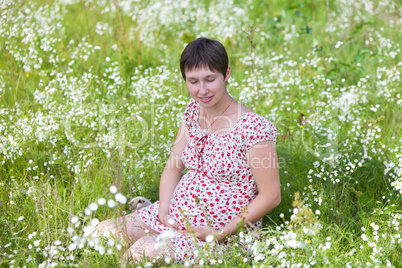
[158,213,184,231]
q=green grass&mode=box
[1,0,402,267]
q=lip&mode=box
[199,96,213,103]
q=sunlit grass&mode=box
[1,0,401,267]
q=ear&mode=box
[225,65,231,81]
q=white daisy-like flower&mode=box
[84,208,91,216]
[68,243,77,251]
[107,199,116,208]
[107,239,115,247]
[83,225,95,236]
[115,193,127,204]
[89,203,98,211]
[98,198,106,205]
[91,218,100,227]
[205,234,214,243]
[109,185,117,194]
[70,216,79,224]
[99,245,105,255]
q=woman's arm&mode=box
[183,140,281,241]
[215,140,281,240]
[158,120,188,230]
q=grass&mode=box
[1,0,402,267]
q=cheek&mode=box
[186,84,197,95]
[185,82,192,89]
[212,81,225,92]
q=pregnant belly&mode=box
[168,170,201,227]
[168,170,247,229]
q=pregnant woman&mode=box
[96,37,281,265]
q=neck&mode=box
[201,93,233,119]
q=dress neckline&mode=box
[193,100,255,137]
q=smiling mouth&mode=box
[199,96,213,102]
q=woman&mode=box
[96,37,281,265]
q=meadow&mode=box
[0,0,401,267]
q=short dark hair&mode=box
[180,37,228,80]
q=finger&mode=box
[185,226,198,234]
[186,224,194,229]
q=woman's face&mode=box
[185,66,231,107]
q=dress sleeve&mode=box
[182,98,198,130]
[243,114,277,152]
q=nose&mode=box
[199,82,208,95]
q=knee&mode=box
[96,221,108,231]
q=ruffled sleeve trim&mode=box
[183,98,198,130]
[240,114,277,152]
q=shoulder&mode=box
[183,98,199,129]
[246,113,276,130]
[237,113,278,151]
[238,113,276,132]
[185,98,198,113]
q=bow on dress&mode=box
[194,133,209,177]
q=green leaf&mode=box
[295,10,304,17]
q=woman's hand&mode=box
[179,225,216,242]
[158,213,184,231]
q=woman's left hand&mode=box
[179,225,215,242]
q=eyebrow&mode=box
[186,74,218,80]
